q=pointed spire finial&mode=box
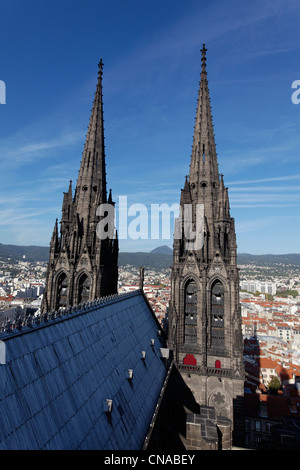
[184,174,189,190]
[67,180,73,198]
[98,58,104,77]
[51,218,59,245]
[201,43,207,74]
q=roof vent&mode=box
[126,369,133,380]
[159,348,170,360]
[103,399,113,413]
[141,350,146,360]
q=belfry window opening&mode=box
[56,272,68,310]
[78,273,90,304]
[184,280,197,344]
[211,280,225,351]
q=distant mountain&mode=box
[0,243,49,262]
[237,253,300,266]
[0,242,173,270]
[119,252,172,270]
[0,242,300,270]
[150,245,172,255]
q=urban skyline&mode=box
[0,0,300,254]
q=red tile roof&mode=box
[245,393,300,419]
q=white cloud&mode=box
[0,130,84,170]
[227,174,300,185]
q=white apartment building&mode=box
[240,280,276,296]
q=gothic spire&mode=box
[50,218,59,253]
[41,58,118,314]
[189,44,219,188]
[75,59,107,219]
[61,180,73,219]
[168,48,244,433]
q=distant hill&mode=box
[237,253,300,266]
[0,243,300,269]
[119,252,172,270]
[150,245,172,255]
[0,243,50,262]
[0,243,173,269]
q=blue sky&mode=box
[0,0,300,254]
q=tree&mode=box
[267,375,281,395]
[276,289,298,298]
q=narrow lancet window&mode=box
[184,280,197,344]
[56,273,68,309]
[78,273,90,304]
[211,280,225,351]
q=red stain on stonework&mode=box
[183,354,197,366]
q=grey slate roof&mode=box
[0,290,168,450]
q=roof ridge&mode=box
[0,289,141,340]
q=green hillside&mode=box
[0,243,299,270]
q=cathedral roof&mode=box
[0,290,168,449]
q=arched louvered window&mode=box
[211,280,225,350]
[56,272,68,309]
[184,280,197,344]
[77,273,90,304]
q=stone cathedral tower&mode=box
[167,46,244,432]
[41,60,118,314]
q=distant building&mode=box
[240,280,276,296]
[244,393,300,449]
